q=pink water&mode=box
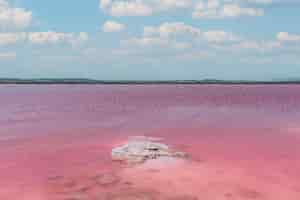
[1,85,300,199]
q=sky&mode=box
[0,0,300,80]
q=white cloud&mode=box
[100,0,112,9]
[0,32,26,45]
[0,0,8,7]
[246,0,272,4]
[173,42,192,50]
[203,31,238,43]
[0,52,16,60]
[229,40,281,52]
[159,0,193,9]
[193,1,264,19]
[222,4,264,17]
[78,32,89,42]
[122,37,167,48]
[144,22,202,38]
[111,1,152,16]
[0,31,88,46]
[100,0,153,16]
[0,0,32,29]
[192,5,219,19]
[99,0,272,19]
[121,22,300,60]
[103,20,126,32]
[123,22,239,52]
[69,32,89,46]
[143,22,238,43]
[277,32,300,42]
[211,31,300,55]
[28,32,72,44]
[89,21,300,66]
[99,0,192,16]
[207,0,220,9]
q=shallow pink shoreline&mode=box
[1,85,300,199]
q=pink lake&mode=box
[1,84,300,200]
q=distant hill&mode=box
[0,78,101,84]
[0,78,300,84]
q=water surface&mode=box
[0,85,300,199]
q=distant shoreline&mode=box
[1,79,300,85]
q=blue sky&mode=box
[0,0,300,80]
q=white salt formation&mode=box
[111,136,188,164]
